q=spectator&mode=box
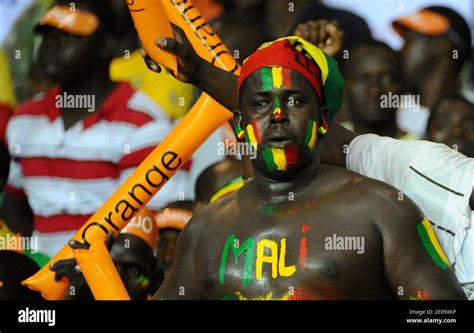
[2,0,186,259]
[393,6,472,137]
[342,41,404,138]
[427,95,474,157]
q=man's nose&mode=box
[367,81,383,97]
[271,99,288,124]
[271,110,288,124]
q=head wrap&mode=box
[237,36,345,118]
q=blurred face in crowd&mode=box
[233,0,263,11]
[345,46,403,125]
[238,67,324,179]
[427,97,474,157]
[156,229,181,278]
[110,234,155,300]
[36,4,109,85]
[400,30,438,92]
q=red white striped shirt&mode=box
[6,83,190,234]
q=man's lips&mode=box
[263,131,294,148]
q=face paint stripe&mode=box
[283,146,299,169]
[273,96,282,120]
[260,67,273,91]
[272,66,283,88]
[304,119,313,145]
[282,67,292,88]
[272,148,287,171]
[417,220,450,269]
[245,124,258,149]
[304,119,317,149]
[251,121,263,143]
[262,148,278,172]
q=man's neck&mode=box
[62,62,114,98]
[253,156,321,202]
[59,63,117,130]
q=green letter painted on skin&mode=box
[219,235,255,288]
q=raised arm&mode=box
[153,217,202,300]
[139,25,238,112]
[374,188,466,300]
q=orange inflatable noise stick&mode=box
[73,239,130,300]
[23,0,239,300]
[127,0,178,74]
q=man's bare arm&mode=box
[153,217,202,300]
[139,25,239,112]
[373,186,466,300]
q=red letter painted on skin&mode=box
[299,224,310,270]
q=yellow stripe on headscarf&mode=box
[256,36,330,84]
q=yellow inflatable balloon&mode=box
[74,239,130,300]
[128,0,178,74]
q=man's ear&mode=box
[317,105,330,137]
[319,105,329,125]
[233,109,245,140]
[233,109,242,127]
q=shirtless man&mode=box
[143,29,465,299]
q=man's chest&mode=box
[197,202,383,299]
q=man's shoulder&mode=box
[13,87,60,119]
[322,165,422,218]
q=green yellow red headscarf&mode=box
[237,36,345,118]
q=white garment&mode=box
[396,103,430,138]
[347,134,474,299]
[32,230,76,259]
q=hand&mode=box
[294,19,344,57]
[138,23,203,84]
[50,258,85,288]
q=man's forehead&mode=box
[244,67,312,92]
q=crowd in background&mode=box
[0,0,472,300]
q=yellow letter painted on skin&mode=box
[256,239,278,280]
[279,238,296,277]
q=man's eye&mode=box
[286,97,303,107]
[252,100,269,107]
